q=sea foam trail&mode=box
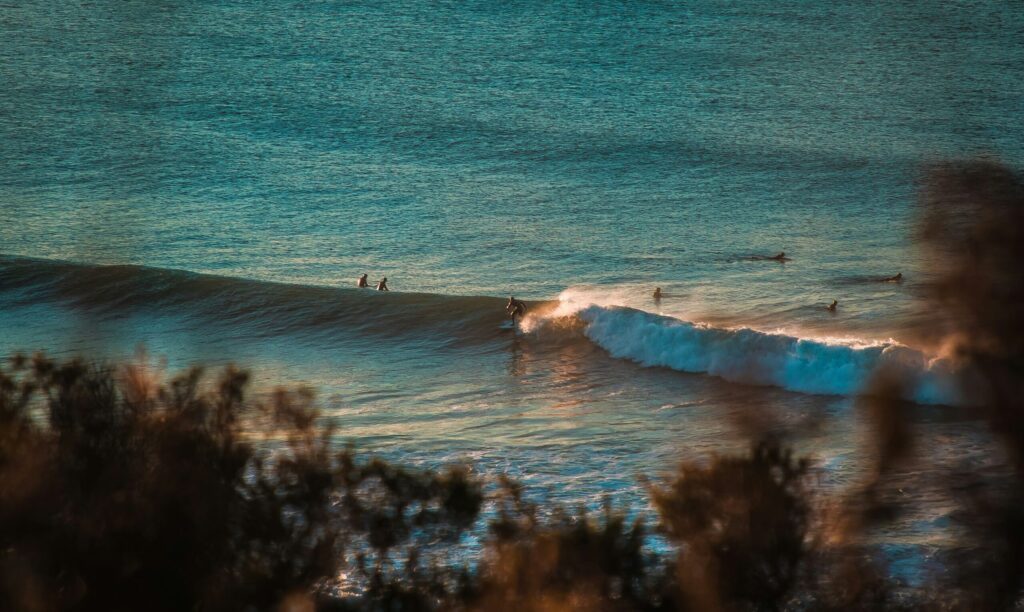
[527,290,962,405]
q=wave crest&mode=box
[528,290,962,405]
[0,257,964,405]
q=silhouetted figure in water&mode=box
[506,296,526,323]
[653,287,663,301]
[826,299,838,312]
[771,252,786,261]
[376,277,389,291]
[357,273,368,288]
[884,272,903,282]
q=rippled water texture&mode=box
[2,0,1023,572]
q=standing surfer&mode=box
[506,296,527,324]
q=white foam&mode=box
[530,288,962,405]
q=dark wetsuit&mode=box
[507,298,526,320]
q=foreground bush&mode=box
[1,159,1022,611]
[2,353,1023,611]
[0,354,862,611]
[0,356,483,612]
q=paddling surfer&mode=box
[884,272,903,282]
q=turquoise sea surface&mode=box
[2,0,1023,574]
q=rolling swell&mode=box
[0,256,517,347]
[1,256,962,404]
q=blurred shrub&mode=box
[0,356,483,612]
[1,159,1023,611]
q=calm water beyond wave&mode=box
[2,0,1023,574]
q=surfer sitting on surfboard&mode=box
[506,296,527,323]
[357,273,368,288]
[376,277,389,291]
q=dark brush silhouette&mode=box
[1,159,1023,611]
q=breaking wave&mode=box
[525,290,962,405]
[0,256,963,404]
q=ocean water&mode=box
[2,0,1023,572]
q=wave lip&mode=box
[563,304,960,405]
